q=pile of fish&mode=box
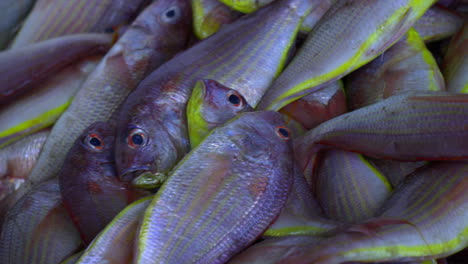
[0,0,467,263]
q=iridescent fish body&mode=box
[136,111,293,264]
[412,5,463,42]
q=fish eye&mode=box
[227,91,244,109]
[127,128,148,148]
[84,133,105,151]
[275,126,290,140]
[161,6,181,24]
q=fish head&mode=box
[74,121,116,164]
[187,79,252,148]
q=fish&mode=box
[280,80,346,130]
[346,28,445,110]
[192,0,241,39]
[187,79,253,149]
[368,158,427,187]
[11,0,149,47]
[256,0,436,111]
[313,149,392,223]
[0,179,82,264]
[0,0,35,49]
[75,197,152,264]
[116,0,322,185]
[282,161,468,263]
[0,56,101,148]
[59,122,147,245]
[442,21,468,93]
[0,33,113,105]
[295,92,468,171]
[25,0,193,191]
[217,0,275,13]
[136,111,293,264]
[412,5,463,43]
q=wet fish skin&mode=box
[136,111,293,264]
[0,179,82,264]
[0,0,35,49]
[11,0,149,47]
[76,197,152,264]
[59,122,146,245]
[218,0,275,13]
[26,0,193,189]
[256,0,436,111]
[116,0,320,184]
[368,158,427,187]
[283,161,468,264]
[346,28,444,110]
[192,0,241,39]
[187,79,253,149]
[0,33,113,105]
[0,56,101,148]
[413,5,463,43]
[443,21,468,93]
[295,92,468,170]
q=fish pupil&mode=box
[89,137,101,147]
[166,9,176,18]
[132,134,144,145]
[228,94,241,105]
[278,128,289,138]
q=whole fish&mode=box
[256,0,436,111]
[283,162,468,263]
[0,0,35,49]
[0,129,49,202]
[0,33,112,105]
[0,56,101,148]
[26,0,192,189]
[295,92,468,170]
[136,111,293,264]
[11,0,149,47]
[0,179,82,264]
[313,149,392,223]
[346,28,444,110]
[59,122,147,245]
[116,0,323,185]
[280,80,346,130]
[412,5,463,43]
[187,79,252,149]
[76,197,152,264]
[443,21,467,93]
[192,0,241,39]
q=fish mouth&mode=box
[132,171,168,189]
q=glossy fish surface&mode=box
[257,0,436,111]
[192,0,241,39]
[0,0,35,49]
[218,0,275,13]
[26,0,193,189]
[136,111,293,264]
[187,79,253,149]
[412,5,463,43]
[11,0,148,47]
[295,92,468,170]
[76,197,152,264]
[443,21,468,93]
[0,33,112,105]
[0,179,82,264]
[116,0,320,185]
[59,122,146,245]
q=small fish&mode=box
[442,21,468,93]
[11,0,149,47]
[0,33,113,105]
[0,179,82,264]
[295,92,468,170]
[136,111,293,264]
[187,79,252,149]
[59,122,147,245]
[76,197,152,264]
[256,0,436,111]
[192,0,241,39]
[0,56,101,148]
[283,161,468,263]
[116,0,320,186]
[346,28,444,110]
[26,0,192,190]
[313,149,392,223]
[280,80,346,130]
[412,5,463,43]
[0,0,35,49]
